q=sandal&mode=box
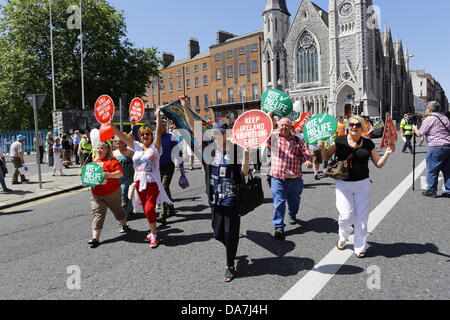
[224,266,236,282]
[356,252,366,259]
[120,225,131,233]
[88,239,100,248]
[336,240,346,250]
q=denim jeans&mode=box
[271,177,304,230]
[426,146,450,194]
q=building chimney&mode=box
[188,38,200,59]
[162,52,174,68]
[216,30,236,45]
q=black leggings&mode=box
[211,205,241,267]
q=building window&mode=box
[160,74,165,81]
[297,32,319,83]
[195,96,200,110]
[215,53,220,61]
[239,63,245,75]
[239,47,245,55]
[176,70,181,77]
[216,90,222,104]
[227,65,233,77]
[203,75,208,86]
[228,88,234,103]
[252,60,258,73]
[251,44,258,52]
[177,81,181,90]
[228,49,233,58]
[169,83,173,92]
[185,67,190,74]
[203,62,208,70]
[194,65,199,72]
[252,84,259,100]
[239,86,246,100]
[216,68,221,80]
[168,72,173,79]
[204,94,209,108]
[186,79,191,89]
[194,77,199,88]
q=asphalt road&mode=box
[0,139,449,300]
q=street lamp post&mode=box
[79,0,85,110]
[49,0,57,112]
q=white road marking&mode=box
[420,175,445,191]
[280,159,427,300]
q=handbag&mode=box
[0,159,7,175]
[323,153,353,180]
[179,171,190,189]
[127,182,136,200]
[235,171,264,216]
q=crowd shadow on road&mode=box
[314,264,364,275]
[244,230,296,257]
[367,241,450,261]
[1,190,33,195]
[286,217,338,236]
[304,183,334,189]
[235,255,315,279]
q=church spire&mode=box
[263,0,290,16]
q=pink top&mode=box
[419,113,450,147]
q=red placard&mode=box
[129,97,145,122]
[293,113,312,133]
[380,113,398,149]
[94,95,115,124]
[233,110,273,149]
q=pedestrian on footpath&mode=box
[80,132,92,167]
[318,116,396,258]
[412,101,450,198]
[72,130,82,165]
[52,137,65,176]
[0,149,12,192]
[113,136,135,216]
[181,97,250,282]
[46,132,54,166]
[33,132,44,164]
[61,134,73,168]
[267,118,313,241]
[10,135,29,185]
[88,142,131,248]
[400,114,414,153]
[111,108,172,249]
[158,121,184,224]
[309,143,323,181]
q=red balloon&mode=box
[99,123,115,142]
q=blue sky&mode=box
[106,0,449,93]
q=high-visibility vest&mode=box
[400,119,413,136]
[80,137,92,153]
[336,122,346,136]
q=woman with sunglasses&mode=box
[111,108,172,248]
[318,116,395,258]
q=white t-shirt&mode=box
[133,141,161,184]
[10,141,23,158]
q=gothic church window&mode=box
[297,32,319,83]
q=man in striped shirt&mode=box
[413,101,450,198]
[267,118,313,240]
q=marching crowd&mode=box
[0,100,449,282]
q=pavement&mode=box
[0,156,85,210]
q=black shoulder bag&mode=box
[232,147,264,216]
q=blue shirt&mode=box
[160,132,182,167]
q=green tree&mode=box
[0,0,160,131]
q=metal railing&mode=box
[0,130,56,155]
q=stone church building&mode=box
[262,0,413,119]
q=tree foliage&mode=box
[0,0,160,131]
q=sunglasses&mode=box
[140,133,152,137]
[348,122,362,128]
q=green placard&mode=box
[303,114,338,144]
[261,89,293,117]
[81,162,105,187]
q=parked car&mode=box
[370,116,384,138]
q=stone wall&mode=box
[52,108,156,134]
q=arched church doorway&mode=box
[337,85,357,119]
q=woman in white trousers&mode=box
[319,116,395,258]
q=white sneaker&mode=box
[149,234,159,248]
